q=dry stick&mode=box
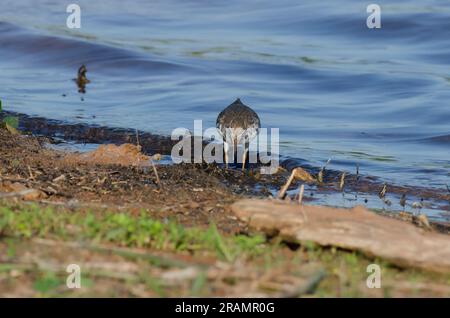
[27,165,34,181]
[379,183,387,207]
[135,128,142,169]
[317,158,331,184]
[277,170,296,199]
[298,184,308,222]
[298,184,305,205]
[339,172,346,192]
[339,172,346,207]
[150,157,162,189]
[317,169,323,184]
[135,128,140,149]
[379,183,387,199]
[136,128,162,189]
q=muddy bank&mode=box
[0,129,238,233]
[2,110,449,219]
[0,111,176,155]
[2,126,450,298]
[0,126,449,236]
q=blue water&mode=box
[0,0,449,189]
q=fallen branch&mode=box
[232,199,450,274]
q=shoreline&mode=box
[1,110,449,221]
[1,127,450,296]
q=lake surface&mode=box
[1,0,449,190]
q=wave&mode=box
[423,134,450,144]
[0,21,191,75]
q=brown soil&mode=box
[0,129,244,233]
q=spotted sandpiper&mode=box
[216,98,261,170]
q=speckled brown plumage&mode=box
[216,98,261,169]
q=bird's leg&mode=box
[224,142,229,168]
[241,144,247,171]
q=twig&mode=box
[298,184,305,205]
[277,170,296,199]
[354,163,360,200]
[150,158,162,189]
[135,128,140,149]
[317,158,331,184]
[135,128,161,189]
[27,165,35,181]
[379,183,387,199]
[339,172,346,192]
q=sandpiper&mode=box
[216,98,261,170]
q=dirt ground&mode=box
[0,128,250,233]
[3,110,450,206]
[1,127,450,297]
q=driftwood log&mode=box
[231,199,450,274]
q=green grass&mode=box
[1,200,449,297]
[0,99,19,132]
[33,272,62,294]
[0,201,265,261]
